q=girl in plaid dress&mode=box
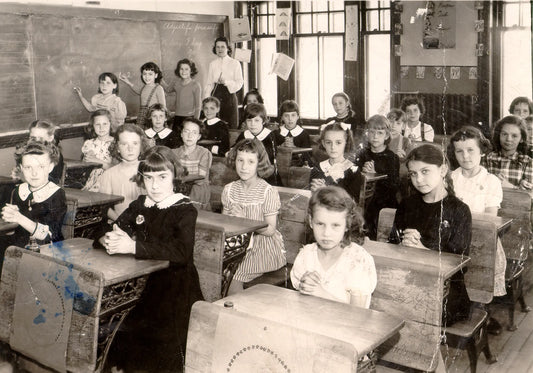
[483,115,533,193]
[223,139,286,294]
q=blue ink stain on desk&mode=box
[54,312,62,317]
[64,274,96,315]
[33,309,46,325]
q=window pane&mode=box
[298,1,311,12]
[366,10,379,31]
[255,38,278,116]
[521,2,531,26]
[258,16,268,34]
[297,14,312,33]
[382,9,390,30]
[313,0,328,12]
[269,15,275,34]
[504,3,520,26]
[502,29,532,115]
[321,36,344,119]
[313,13,328,33]
[330,12,345,32]
[258,3,268,14]
[365,34,390,117]
[330,1,344,11]
[367,0,380,9]
[296,37,319,119]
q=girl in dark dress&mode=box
[388,144,472,327]
[0,141,66,275]
[96,146,203,372]
[144,103,182,149]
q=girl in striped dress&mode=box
[223,139,286,294]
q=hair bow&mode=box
[320,121,352,132]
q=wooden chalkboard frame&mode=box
[0,3,228,148]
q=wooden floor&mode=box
[444,287,533,373]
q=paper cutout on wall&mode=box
[229,17,251,43]
[394,23,403,35]
[450,66,461,79]
[416,66,426,79]
[345,5,358,61]
[476,43,484,56]
[270,53,295,81]
[469,67,478,79]
[401,66,410,78]
[234,48,252,63]
[423,1,456,49]
[474,20,484,32]
[434,67,444,79]
[276,8,291,40]
[394,45,403,57]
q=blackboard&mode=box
[0,4,225,133]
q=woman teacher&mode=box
[204,36,244,129]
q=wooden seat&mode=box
[495,188,532,331]
[444,308,497,373]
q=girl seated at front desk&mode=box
[389,144,472,326]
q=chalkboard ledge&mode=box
[0,123,87,149]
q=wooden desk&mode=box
[472,213,513,234]
[63,158,103,189]
[186,284,404,372]
[0,238,168,372]
[197,139,220,146]
[276,146,313,188]
[63,188,124,239]
[364,239,469,371]
[194,210,268,302]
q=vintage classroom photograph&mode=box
[0,0,531,372]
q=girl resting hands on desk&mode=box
[291,186,377,308]
[95,145,203,372]
[388,144,472,326]
[0,141,66,275]
[223,139,286,294]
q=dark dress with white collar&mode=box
[203,118,230,156]
[274,125,313,167]
[0,182,66,275]
[236,127,283,185]
[145,127,182,149]
[96,194,203,372]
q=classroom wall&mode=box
[397,1,478,94]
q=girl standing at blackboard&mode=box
[161,58,202,131]
[73,72,127,132]
[119,62,166,128]
[204,37,243,129]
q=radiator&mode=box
[392,93,478,135]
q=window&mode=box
[248,2,278,115]
[362,1,391,117]
[499,0,532,114]
[294,2,345,119]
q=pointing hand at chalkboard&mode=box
[118,72,133,88]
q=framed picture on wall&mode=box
[450,66,461,79]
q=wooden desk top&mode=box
[196,210,267,236]
[38,238,169,286]
[0,175,16,185]
[277,146,313,154]
[64,188,124,208]
[197,139,220,146]
[363,172,388,182]
[215,284,404,356]
[472,213,513,233]
[181,174,204,183]
[64,158,103,169]
[364,240,470,279]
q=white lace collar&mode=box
[244,127,271,141]
[145,127,172,139]
[18,182,60,203]
[279,125,304,137]
[319,159,357,181]
[206,118,222,126]
[143,193,188,209]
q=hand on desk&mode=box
[519,179,533,191]
[298,271,329,298]
[310,178,326,192]
[401,228,429,250]
[1,204,22,224]
[362,161,376,174]
[104,224,136,255]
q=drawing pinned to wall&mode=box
[434,66,444,79]
[474,20,484,32]
[229,17,251,43]
[423,1,456,49]
[394,3,404,13]
[450,66,461,79]
[401,66,410,78]
[416,66,425,79]
[276,8,291,40]
[474,1,484,10]
[270,53,294,81]
[394,45,403,57]
[394,23,403,35]
[345,5,358,61]
[234,48,252,63]
[476,43,484,56]
[469,67,478,79]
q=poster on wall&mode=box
[276,8,291,40]
[423,1,456,49]
[229,17,251,43]
[345,5,358,61]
